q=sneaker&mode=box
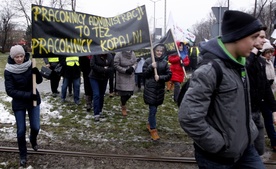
[94,115,100,122]
[32,145,39,151]
[99,112,105,118]
[20,159,27,167]
[150,129,160,141]
[109,92,114,97]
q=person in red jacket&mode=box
[168,41,190,102]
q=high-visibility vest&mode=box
[48,57,59,62]
[66,56,79,66]
[189,47,200,57]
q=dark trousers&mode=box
[195,145,265,169]
[83,72,93,96]
[261,101,276,147]
[136,73,145,89]
[50,70,61,93]
[109,71,114,93]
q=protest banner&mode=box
[154,29,177,56]
[31,4,150,58]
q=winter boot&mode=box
[146,123,151,132]
[150,129,160,141]
[85,95,92,112]
[121,105,127,116]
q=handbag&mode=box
[40,66,52,79]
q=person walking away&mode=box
[178,10,266,168]
[79,55,93,112]
[260,41,276,151]
[188,43,200,71]
[60,56,81,105]
[4,45,43,167]
[43,56,61,97]
[89,53,114,121]
[143,43,172,141]
[247,30,276,155]
[135,57,145,92]
[114,50,137,116]
[168,41,190,102]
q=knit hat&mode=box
[261,42,274,53]
[221,10,266,43]
[10,45,25,59]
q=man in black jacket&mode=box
[246,29,276,155]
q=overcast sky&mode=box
[74,0,254,32]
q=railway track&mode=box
[0,146,276,166]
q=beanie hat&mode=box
[10,45,25,59]
[221,10,266,43]
[261,42,274,53]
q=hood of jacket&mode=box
[153,43,167,61]
[199,37,246,68]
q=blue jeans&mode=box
[261,101,276,147]
[148,105,158,129]
[90,78,108,116]
[61,77,80,104]
[14,105,40,159]
[195,145,265,169]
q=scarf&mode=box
[5,59,32,74]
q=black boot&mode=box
[86,95,92,112]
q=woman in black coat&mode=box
[4,45,43,167]
[89,53,114,121]
[143,43,172,140]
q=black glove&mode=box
[32,94,37,101]
[32,67,40,75]
[269,79,274,85]
[125,67,134,75]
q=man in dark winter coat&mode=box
[246,30,276,155]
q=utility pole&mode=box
[164,0,166,36]
[150,0,161,41]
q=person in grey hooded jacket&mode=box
[178,10,265,169]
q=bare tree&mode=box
[0,0,16,53]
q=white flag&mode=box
[166,12,196,43]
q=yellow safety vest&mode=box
[48,57,59,62]
[189,47,200,57]
[66,56,79,66]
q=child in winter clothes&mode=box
[143,43,172,140]
[168,41,190,102]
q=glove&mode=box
[125,67,134,75]
[32,94,37,101]
[32,67,40,75]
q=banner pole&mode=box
[32,58,37,106]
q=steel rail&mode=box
[0,146,275,166]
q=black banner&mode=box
[154,29,177,56]
[31,5,150,58]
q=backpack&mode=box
[177,54,223,107]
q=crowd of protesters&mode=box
[4,9,276,168]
